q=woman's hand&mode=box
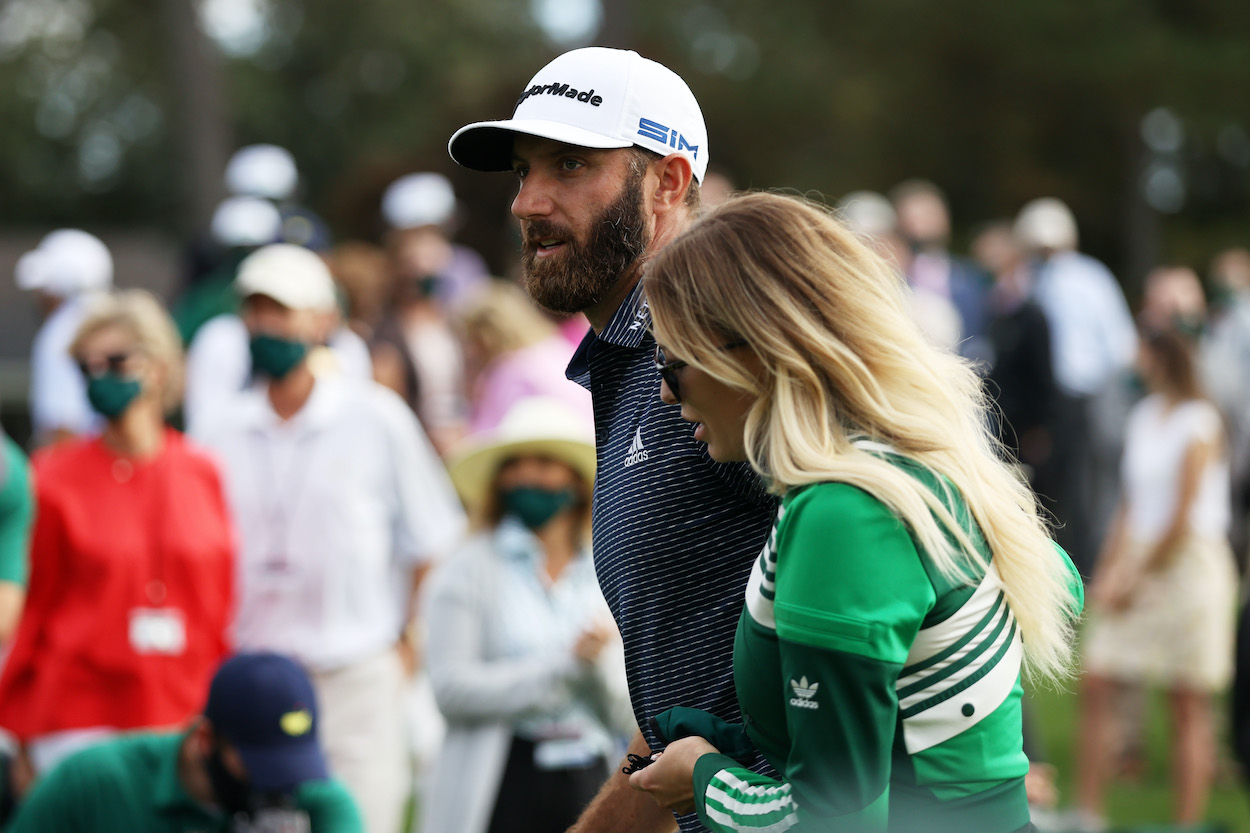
[628,736,719,815]
[1089,562,1138,613]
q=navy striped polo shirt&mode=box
[567,280,779,809]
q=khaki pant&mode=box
[312,648,410,833]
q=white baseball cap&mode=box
[15,229,113,297]
[449,47,709,183]
[211,196,283,247]
[225,144,299,200]
[236,244,337,311]
[1014,197,1078,252]
[382,173,457,230]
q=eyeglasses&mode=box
[653,339,747,404]
[76,352,134,379]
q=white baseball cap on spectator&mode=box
[15,229,113,297]
[236,244,337,311]
[382,173,458,230]
[449,47,709,183]
[838,191,898,238]
[211,196,284,248]
[1014,198,1078,252]
[225,144,299,201]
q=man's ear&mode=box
[650,154,695,215]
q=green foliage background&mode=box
[3,0,1250,286]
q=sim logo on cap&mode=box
[637,118,699,159]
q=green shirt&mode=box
[7,732,363,833]
[692,456,1081,833]
[0,435,32,587]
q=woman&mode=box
[455,280,593,434]
[629,193,1082,832]
[0,290,234,775]
[1074,325,1236,831]
[421,397,633,833]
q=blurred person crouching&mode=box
[1073,324,1237,832]
[371,173,487,455]
[422,398,632,833]
[0,290,235,778]
[455,280,593,434]
[6,652,363,832]
[194,245,467,833]
[15,229,113,446]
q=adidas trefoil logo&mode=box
[789,676,819,710]
[624,427,649,467]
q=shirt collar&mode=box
[597,279,651,349]
[240,375,348,434]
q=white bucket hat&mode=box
[449,47,709,183]
[447,397,597,511]
[236,244,338,311]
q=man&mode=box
[890,179,992,364]
[15,229,113,446]
[448,46,777,833]
[7,652,362,832]
[1013,198,1137,578]
[196,244,466,833]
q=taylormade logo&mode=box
[517,81,603,109]
[624,427,649,467]
[789,676,819,710]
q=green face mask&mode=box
[86,373,143,420]
[249,334,308,380]
[501,486,577,531]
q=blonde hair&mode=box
[645,192,1078,682]
[70,289,185,413]
[456,280,556,360]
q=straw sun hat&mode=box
[447,397,597,511]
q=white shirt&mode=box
[197,376,467,669]
[1032,251,1137,397]
[184,313,373,436]
[29,294,102,440]
[1122,394,1230,543]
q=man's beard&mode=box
[520,170,651,315]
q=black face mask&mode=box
[207,743,255,820]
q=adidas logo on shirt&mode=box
[624,427,649,467]
[789,676,819,709]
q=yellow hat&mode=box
[447,397,596,512]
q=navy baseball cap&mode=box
[204,653,328,792]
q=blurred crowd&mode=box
[2,143,1249,832]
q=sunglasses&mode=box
[76,352,134,379]
[653,339,747,404]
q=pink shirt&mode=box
[469,337,594,434]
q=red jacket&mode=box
[0,430,234,739]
